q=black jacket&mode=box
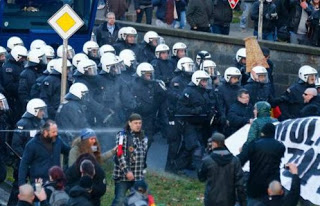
[217,81,242,115]
[67,185,93,206]
[151,58,175,85]
[251,1,277,32]
[227,101,254,135]
[288,0,313,32]
[17,200,49,206]
[113,41,140,57]
[65,162,106,206]
[198,147,247,206]
[12,113,44,157]
[212,0,236,25]
[262,174,300,206]
[238,136,285,198]
[134,0,152,9]
[300,95,320,117]
[186,0,213,28]
[95,22,120,46]
[244,78,273,105]
[137,42,156,63]
[167,72,190,113]
[18,133,70,186]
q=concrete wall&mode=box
[96,19,320,96]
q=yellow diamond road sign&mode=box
[48,4,84,40]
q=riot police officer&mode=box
[83,40,100,65]
[138,31,159,63]
[216,67,242,116]
[170,42,187,68]
[18,49,47,108]
[8,98,46,206]
[40,58,72,119]
[119,49,138,84]
[244,66,273,105]
[195,50,212,69]
[6,36,24,53]
[113,27,140,56]
[235,48,249,86]
[277,65,318,120]
[57,44,75,60]
[55,83,90,144]
[1,45,27,122]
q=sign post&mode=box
[228,0,240,9]
[48,4,84,103]
[258,0,264,40]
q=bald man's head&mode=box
[303,88,317,103]
[268,180,284,196]
[18,184,35,204]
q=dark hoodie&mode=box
[68,185,93,206]
[198,147,247,206]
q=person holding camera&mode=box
[251,0,278,41]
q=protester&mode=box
[300,87,320,116]
[67,175,94,206]
[134,0,153,24]
[17,183,49,206]
[186,0,212,32]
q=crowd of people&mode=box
[0,11,318,205]
[99,0,320,46]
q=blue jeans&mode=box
[111,181,135,206]
[174,11,186,29]
[211,24,230,35]
[253,30,275,41]
[136,7,153,24]
[240,2,252,29]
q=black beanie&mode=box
[261,123,275,137]
[80,175,93,190]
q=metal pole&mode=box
[258,0,264,40]
[60,38,68,103]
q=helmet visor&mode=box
[88,48,99,58]
[0,98,9,111]
[142,71,154,81]
[84,64,98,76]
[39,54,48,65]
[183,62,196,74]
[35,106,48,119]
[110,61,124,75]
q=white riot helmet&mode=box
[45,58,58,74]
[119,49,137,68]
[118,27,127,41]
[0,93,9,111]
[251,66,269,83]
[0,46,6,55]
[144,31,159,46]
[30,39,46,51]
[172,42,187,57]
[0,46,7,63]
[83,41,99,58]
[236,48,246,63]
[26,98,47,118]
[10,45,28,62]
[224,67,242,82]
[123,27,137,42]
[136,62,154,80]
[192,70,210,86]
[201,60,217,77]
[52,58,72,74]
[155,44,170,58]
[196,50,211,66]
[68,83,89,100]
[72,53,89,67]
[57,45,75,60]
[41,45,55,59]
[100,53,125,75]
[25,49,47,67]
[99,44,115,55]
[177,57,196,74]
[7,36,24,51]
[298,65,318,83]
[76,58,97,76]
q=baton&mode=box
[5,142,22,160]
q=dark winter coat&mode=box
[113,41,140,57]
[134,0,153,10]
[216,81,242,115]
[198,147,247,206]
[212,0,235,25]
[300,95,320,117]
[238,135,285,198]
[95,22,121,46]
[227,101,254,134]
[65,161,106,206]
[288,0,313,32]
[186,0,213,28]
[251,1,278,32]
[244,78,273,105]
[137,42,156,63]
[151,58,175,85]
[67,185,93,206]
[17,200,49,206]
[18,133,70,186]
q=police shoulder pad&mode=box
[173,82,179,87]
[5,68,13,73]
[17,126,24,130]
[286,88,291,93]
[184,93,190,98]
[44,81,50,86]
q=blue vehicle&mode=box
[0,0,99,52]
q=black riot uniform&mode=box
[174,82,217,171]
[1,55,25,122]
[8,112,44,206]
[128,76,166,146]
[29,71,49,99]
[40,71,70,119]
[235,60,249,86]
[55,92,90,144]
[137,42,157,63]
[244,78,273,105]
[216,80,242,116]
[18,66,42,108]
[113,41,140,57]
[151,58,176,85]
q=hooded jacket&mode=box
[246,101,277,144]
[198,147,247,206]
[67,185,93,206]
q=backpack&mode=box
[47,186,70,206]
[126,190,148,206]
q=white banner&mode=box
[226,117,320,205]
[275,117,320,205]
